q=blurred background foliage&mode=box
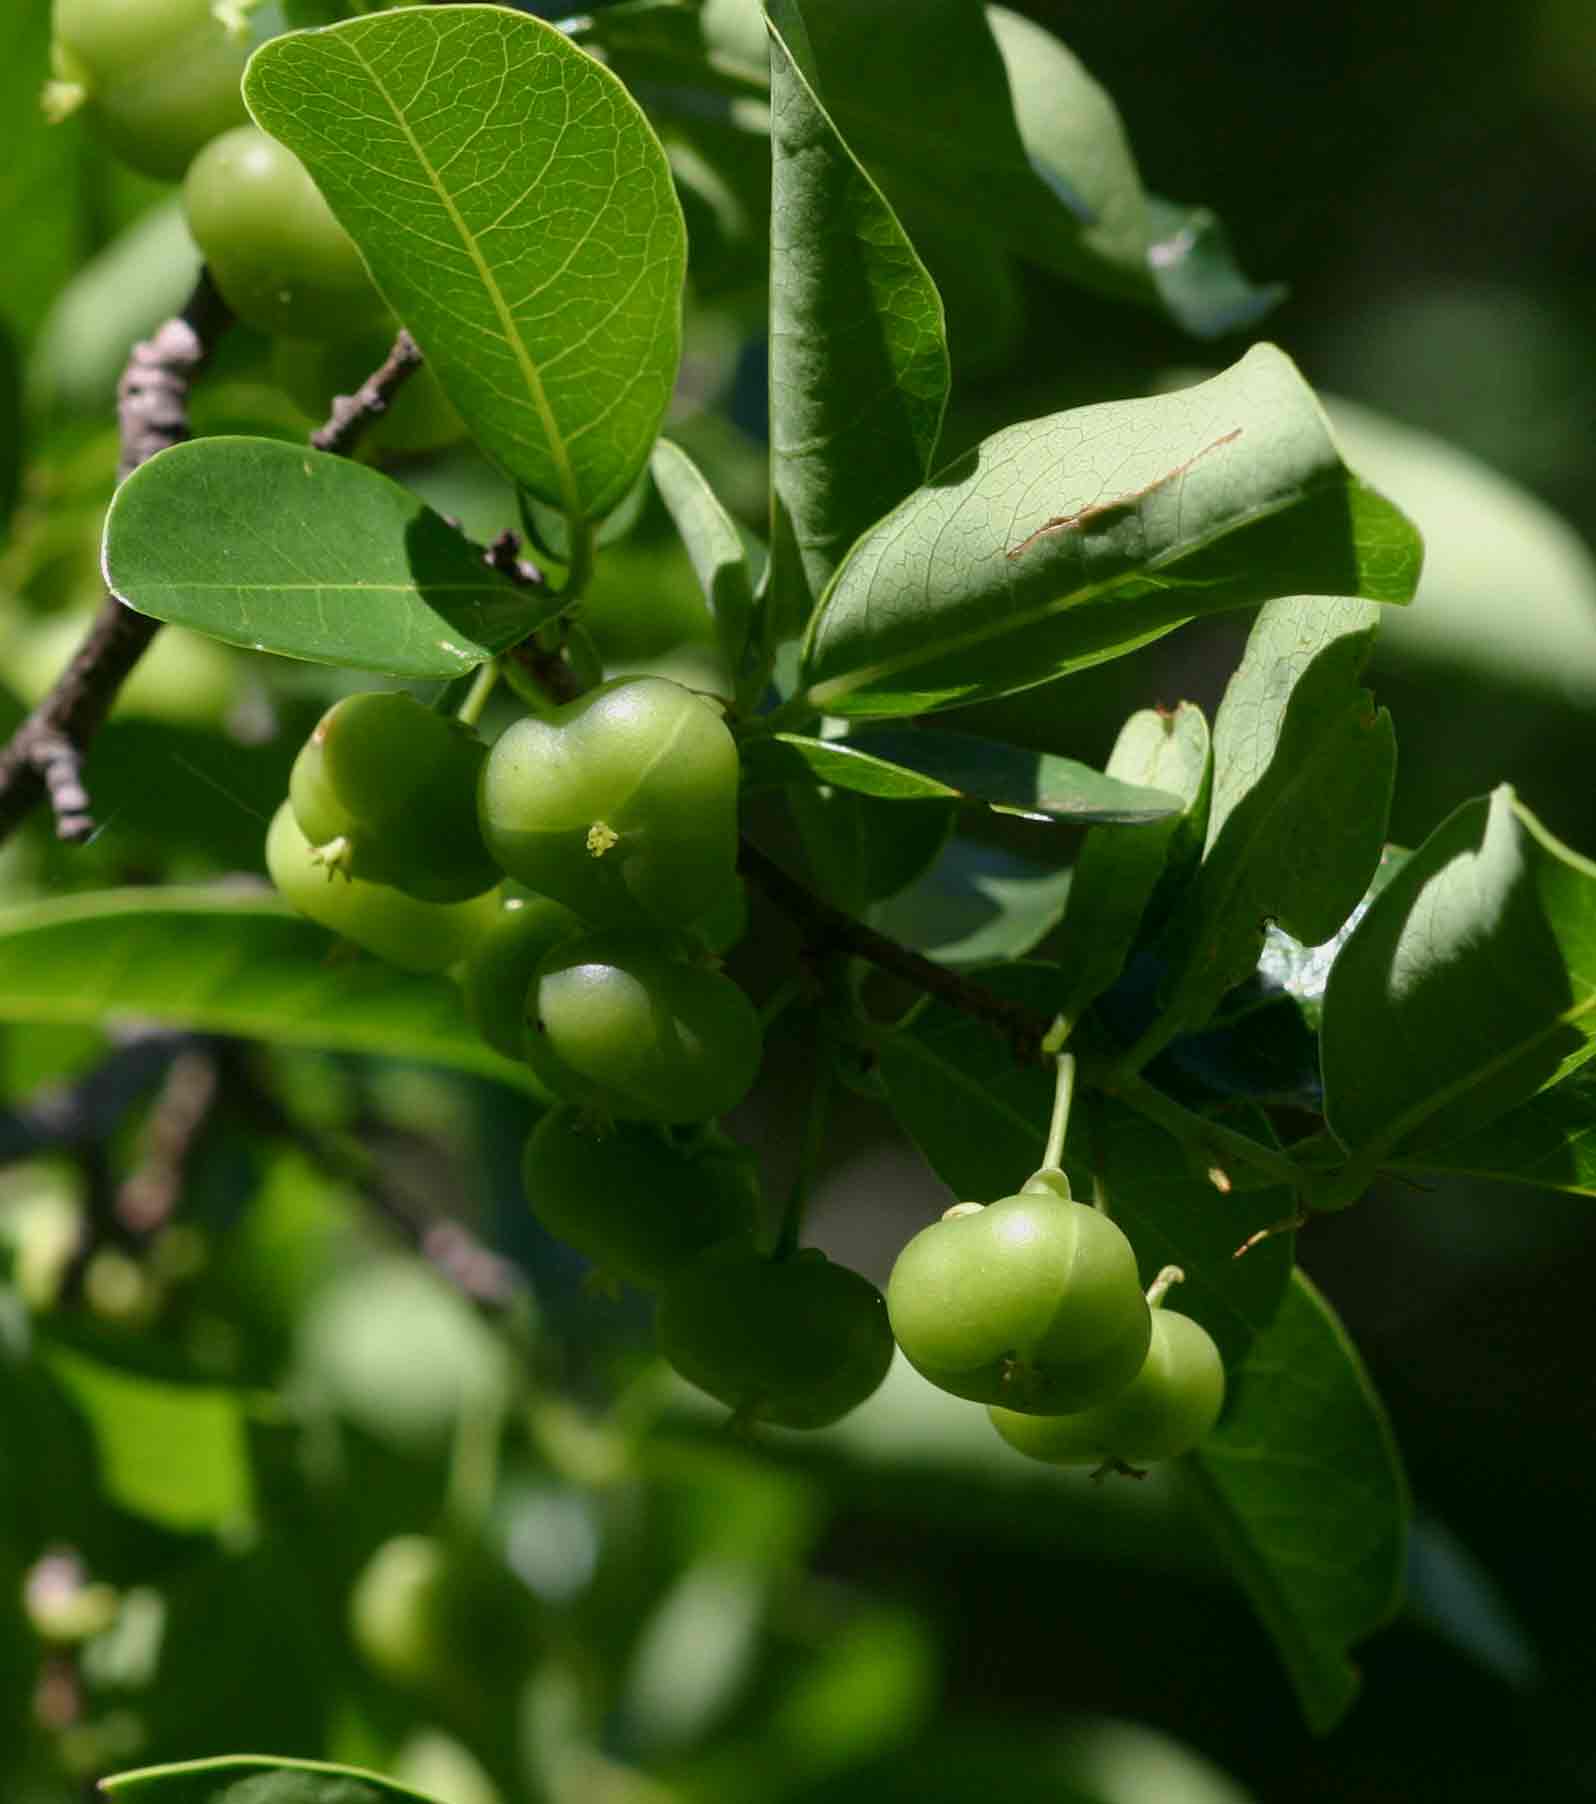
[3,0,1596,1799]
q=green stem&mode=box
[1041,1052,1077,1173]
[775,1056,833,1261]
[562,516,596,606]
[455,659,500,728]
[1101,1065,1305,1194]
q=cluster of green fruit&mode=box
[47,0,461,451]
[887,1169,1226,1471]
[267,676,897,1430]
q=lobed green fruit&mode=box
[525,931,762,1124]
[522,1108,760,1291]
[50,0,256,181]
[266,802,499,975]
[290,691,498,903]
[885,1186,1151,1415]
[460,894,584,1062]
[990,1307,1226,1467]
[477,676,740,935]
[657,1244,895,1429]
[271,334,466,457]
[183,125,387,341]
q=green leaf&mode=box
[1132,594,1396,1063]
[878,965,1065,1204]
[843,727,1186,824]
[1321,786,1596,1161]
[786,788,954,914]
[798,345,1423,718]
[1141,194,1286,342]
[1048,703,1211,1026]
[1327,395,1596,702]
[0,888,537,1092]
[741,734,961,801]
[1090,1098,1291,1370]
[1185,1272,1408,1735]
[573,0,771,97]
[651,437,756,686]
[45,1346,253,1533]
[1252,845,1410,1033]
[764,0,950,631]
[987,7,1279,332]
[871,838,1074,970]
[245,6,687,522]
[1392,1061,1596,1198]
[104,438,553,676]
[102,1755,443,1803]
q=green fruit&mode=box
[990,1308,1226,1467]
[271,334,465,457]
[266,802,499,974]
[526,932,762,1124]
[183,125,387,341]
[349,1534,538,1699]
[50,0,257,182]
[522,1108,759,1290]
[477,676,740,934]
[885,1188,1151,1415]
[461,894,584,1062]
[289,691,499,903]
[657,1245,894,1429]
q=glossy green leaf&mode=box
[102,1755,443,1803]
[1091,1098,1291,1370]
[0,888,536,1092]
[573,0,770,96]
[843,727,1186,824]
[45,1346,253,1533]
[764,0,950,630]
[104,438,553,675]
[1131,594,1395,1065]
[786,788,954,915]
[1142,194,1286,342]
[1252,844,1410,1032]
[987,7,1279,332]
[245,6,687,521]
[1393,1061,1596,1198]
[878,965,1065,1204]
[651,437,756,684]
[1185,1272,1408,1735]
[1328,395,1596,702]
[585,0,1278,337]
[741,734,961,801]
[871,838,1074,970]
[1321,786,1596,1161]
[798,346,1422,718]
[1049,703,1211,1026]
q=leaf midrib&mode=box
[343,23,588,526]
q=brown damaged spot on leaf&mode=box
[1006,427,1244,561]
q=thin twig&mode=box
[310,327,424,456]
[217,1044,526,1318]
[115,1046,223,1235]
[0,271,233,847]
[737,836,1053,1061]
